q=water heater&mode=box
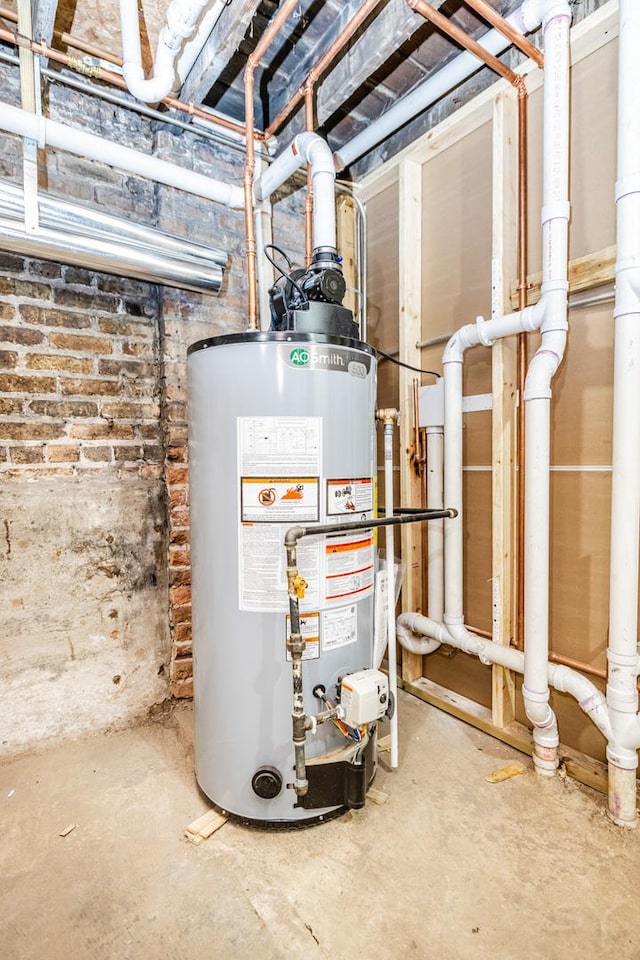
[188,330,381,825]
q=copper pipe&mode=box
[266,0,383,138]
[462,0,544,69]
[0,15,258,140]
[515,83,529,651]
[244,0,300,329]
[304,80,314,266]
[407,0,520,86]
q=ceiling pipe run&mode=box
[334,0,540,172]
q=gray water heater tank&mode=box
[187,331,378,825]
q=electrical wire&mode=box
[375,347,439,378]
[263,243,308,305]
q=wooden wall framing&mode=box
[358,1,620,785]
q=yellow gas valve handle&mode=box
[293,574,308,599]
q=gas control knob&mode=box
[251,766,283,800]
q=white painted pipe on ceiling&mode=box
[0,101,244,208]
[254,132,338,251]
[120,0,225,103]
[334,0,540,172]
[605,0,640,828]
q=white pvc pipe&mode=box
[605,0,640,827]
[120,0,217,103]
[521,6,571,775]
[397,613,612,742]
[0,101,244,208]
[384,419,399,769]
[176,1,227,84]
[426,427,444,624]
[335,1,541,172]
[254,132,337,251]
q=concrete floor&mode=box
[2,692,640,960]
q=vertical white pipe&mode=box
[522,6,571,774]
[606,0,640,827]
[442,360,465,629]
[426,427,444,622]
[384,418,399,769]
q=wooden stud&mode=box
[336,194,358,318]
[490,89,518,728]
[398,159,424,682]
[509,244,616,309]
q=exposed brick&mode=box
[171,585,191,606]
[0,253,24,272]
[98,318,150,337]
[26,354,93,373]
[170,656,193,682]
[0,446,8,462]
[167,466,188,485]
[1,421,65,441]
[139,464,163,480]
[113,445,142,461]
[29,400,99,418]
[47,444,81,462]
[121,341,152,357]
[19,305,91,329]
[0,350,18,369]
[48,333,112,354]
[170,678,193,699]
[170,528,189,546]
[173,640,192,659]
[98,359,155,378]
[137,424,160,441]
[169,486,188,508]
[99,401,155,419]
[142,444,163,462]
[81,446,112,462]
[0,303,15,321]
[69,422,135,440]
[53,288,116,311]
[166,402,185,423]
[167,444,187,463]
[10,446,45,463]
[63,267,94,286]
[0,398,22,415]
[170,568,191,588]
[61,378,120,397]
[0,374,57,394]
[27,260,62,280]
[0,326,43,345]
[0,278,50,300]
[173,621,192,641]
[166,425,188,445]
[169,547,190,568]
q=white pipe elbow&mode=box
[442,325,477,364]
[520,0,571,32]
[122,61,176,103]
[396,612,448,654]
[293,132,336,179]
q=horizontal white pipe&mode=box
[397,613,612,743]
[0,101,244,208]
[335,3,536,171]
[0,217,223,292]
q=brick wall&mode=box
[0,62,308,748]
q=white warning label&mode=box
[241,477,319,522]
[322,605,358,651]
[324,533,375,603]
[285,611,320,661]
[239,523,320,611]
[327,477,374,516]
[239,417,321,476]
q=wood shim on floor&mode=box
[184,809,228,845]
[367,787,390,805]
[377,735,391,753]
[484,764,526,784]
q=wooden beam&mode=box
[32,0,58,46]
[336,194,358,318]
[490,88,518,728]
[180,0,263,108]
[400,676,612,797]
[509,244,616,309]
[398,159,424,683]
